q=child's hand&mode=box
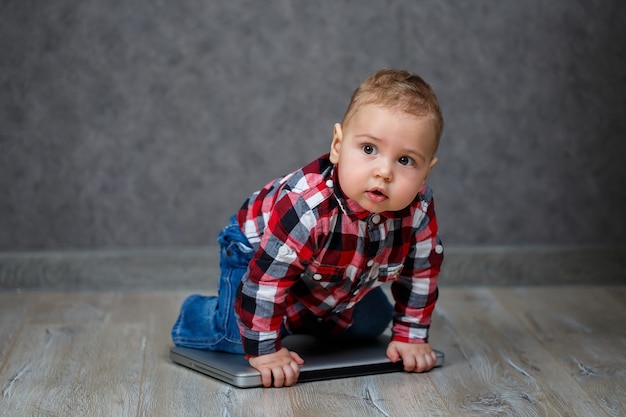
[386,341,438,373]
[248,347,305,387]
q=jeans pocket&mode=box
[218,216,254,270]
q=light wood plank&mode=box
[135,290,296,417]
[289,377,392,417]
[23,291,122,325]
[135,290,228,417]
[426,287,609,417]
[603,286,626,309]
[354,372,451,417]
[2,287,624,416]
[0,292,145,417]
[0,322,145,416]
[288,372,451,417]
[493,286,626,417]
[0,292,30,369]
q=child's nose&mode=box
[374,159,393,181]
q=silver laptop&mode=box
[170,334,444,388]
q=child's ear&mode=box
[423,157,439,183]
[330,123,343,164]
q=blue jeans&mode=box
[171,216,393,354]
[171,216,253,354]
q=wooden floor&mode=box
[0,286,624,417]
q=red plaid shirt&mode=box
[235,154,442,356]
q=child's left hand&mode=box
[386,341,438,373]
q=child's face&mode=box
[329,104,438,213]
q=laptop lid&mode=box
[170,334,444,388]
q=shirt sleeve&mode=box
[235,196,316,356]
[390,195,442,344]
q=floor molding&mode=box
[0,245,624,290]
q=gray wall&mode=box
[2,0,625,251]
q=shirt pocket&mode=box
[300,262,346,290]
[377,264,404,283]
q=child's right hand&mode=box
[248,347,305,387]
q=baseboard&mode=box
[0,247,221,291]
[0,246,624,290]
[441,245,626,286]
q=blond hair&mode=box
[342,69,444,150]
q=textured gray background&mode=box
[2,0,626,251]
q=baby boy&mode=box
[172,68,444,387]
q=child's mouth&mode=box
[367,189,388,202]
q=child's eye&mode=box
[399,156,414,166]
[362,144,377,155]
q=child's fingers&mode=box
[289,350,305,365]
[408,352,437,373]
[271,366,286,387]
[270,362,299,387]
[385,342,401,362]
[250,348,302,387]
[387,342,438,373]
[402,353,417,372]
[259,367,273,387]
[415,354,430,372]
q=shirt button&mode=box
[371,214,381,224]
[326,180,333,187]
[366,259,374,267]
[313,273,323,280]
[435,244,443,254]
[279,247,290,256]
